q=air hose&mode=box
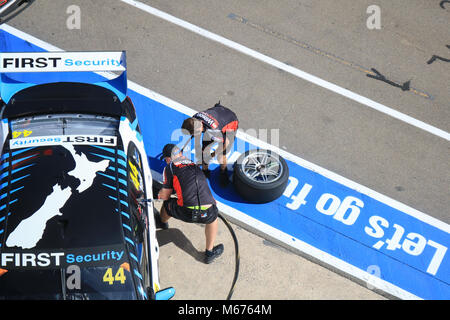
[177,136,240,299]
[152,170,239,299]
[218,213,240,300]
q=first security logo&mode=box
[0,246,126,269]
[0,51,126,73]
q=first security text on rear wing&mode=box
[0,51,126,72]
[0,51,127,103]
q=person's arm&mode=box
[158,187,173,200]
[158,166,173,200]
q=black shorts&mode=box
[163,198,218,224]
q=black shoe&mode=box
[204,244,224,264]
[154,210,169,230]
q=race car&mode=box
[0,51,175,300]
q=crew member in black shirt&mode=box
[156,143,224,264]
[181,102,238,185]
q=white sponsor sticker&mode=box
[0,51,126,73]
[9,135,117,149]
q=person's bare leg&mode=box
[218,138,231,172]
[202,143,215,172]
[205,218,218,251]
[160,205,171,223]
[217,153,227,172]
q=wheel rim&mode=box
[241,151,283,184]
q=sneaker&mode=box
[154,210,169,230]
[204,244,224,264]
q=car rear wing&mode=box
[0,51,128,103]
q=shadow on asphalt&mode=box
[156,228,204,263]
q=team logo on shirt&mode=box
[195,112,219,129]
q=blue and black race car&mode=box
[0,51,174,300]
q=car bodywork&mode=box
[0,0,35,23]
[0,51,173,299]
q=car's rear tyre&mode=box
[233,149,289,203]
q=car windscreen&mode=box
[0,115,140,299]
[9,113,118,138]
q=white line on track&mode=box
[119,0,450,142]
[1,23,441,299]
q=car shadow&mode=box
[156,228,205,263]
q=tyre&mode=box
[233,149,289,203]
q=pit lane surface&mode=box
[2,0,449,299]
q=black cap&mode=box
[160,143,180,160]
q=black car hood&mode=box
[0,143,139,299]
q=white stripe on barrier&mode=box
[128,80,449,235]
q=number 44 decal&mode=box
[103,267,127,285]
[12,130,32,138]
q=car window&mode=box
[10,114,118,138]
